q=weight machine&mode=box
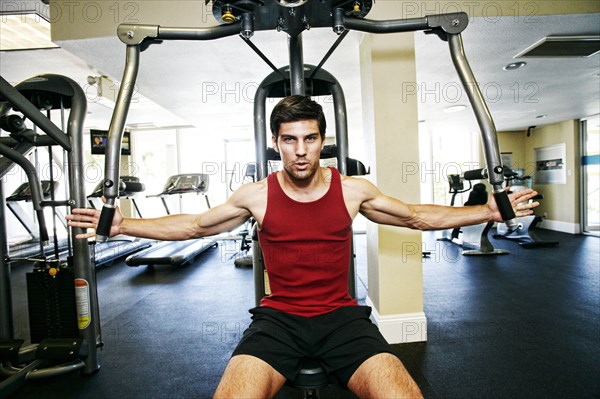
[95,0,517,241]
[92,1,519,396]
[0,74,102,396]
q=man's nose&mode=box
[295,141,307,156]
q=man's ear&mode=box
[272,135,279,153]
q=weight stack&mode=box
[26,269,79,343]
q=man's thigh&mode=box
[214,354,287,399]
[313,306,394,388]
[347,353,423,399]
[232,307,307,381]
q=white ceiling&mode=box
[1,4,599,141]
[415,13,600,135]
[54,28,367,138]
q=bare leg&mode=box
[213,354,287,399]
[347,353,423,399]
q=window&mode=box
[130,129,178,217]
[420,126,481,206]
[581,115,600,234]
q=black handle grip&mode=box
[493,190,518,228]
[36,209,49,245]
[96,205,115,242]
[463,168,488,181]
[120,181,145,194]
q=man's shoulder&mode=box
[341,175,378,200]
[238,179,267,194]
[230,179,268,204]
[341,174,370,189]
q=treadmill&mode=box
[6,181,70,260]
[126,173,217,266]
[87,176,153,266]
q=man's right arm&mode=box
[119,202,251,240]
[66,182,259,240]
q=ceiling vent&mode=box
[514,35,600,58]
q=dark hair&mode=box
[270,95,326,139]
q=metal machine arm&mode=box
[97,22,244,241]
[99,6,518,240]
[335,10,517,227]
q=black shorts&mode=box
[231,305,394,388]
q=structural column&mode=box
[359,32,426,344]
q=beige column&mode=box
[359,32,426,344]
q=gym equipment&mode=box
[5,181,71,260]
[95,2,517,243]
[437,175,509,256]
[494,172,559,248]
[93,2,519,396]
[229,164,256,268]
[495,214,559,248]
[87,176,145,217]
[7,181,61,240]
[0,74,101,396]
[87,177,153,266]
[125,174,217,267]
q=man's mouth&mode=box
[294,161,309,170]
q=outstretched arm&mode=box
[66,183,258,240]
[350,178,539,230]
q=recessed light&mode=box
[503,62,527,71]
[443,105,467,113]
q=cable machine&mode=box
[0,74,102,395]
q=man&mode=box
[67,95,538,398]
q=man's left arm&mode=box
[353,178,539,230]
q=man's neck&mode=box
[278,167,331,202]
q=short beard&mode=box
[282,160,320,183]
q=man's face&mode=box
[273,119,324,182]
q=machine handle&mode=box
[36,209,49,246]
[96,205,115,242]
[493,190,518,228]
[463,168,488,181]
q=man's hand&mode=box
[66,207,124,239]
[488,188,540,222]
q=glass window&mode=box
[421,127,481,206]
[130,129,178,217]
[581,115,600,233]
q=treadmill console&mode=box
[162,174,209,195]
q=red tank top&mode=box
[258,167,357,317]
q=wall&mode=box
[524,121,580,232]
[498,130,527,170]
[497,120,581,233]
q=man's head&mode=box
[269,96,327,182]
[270,95,326,140]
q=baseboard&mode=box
[537,219,580,234]
[366,297,427,344]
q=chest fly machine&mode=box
[94,1,519,397]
